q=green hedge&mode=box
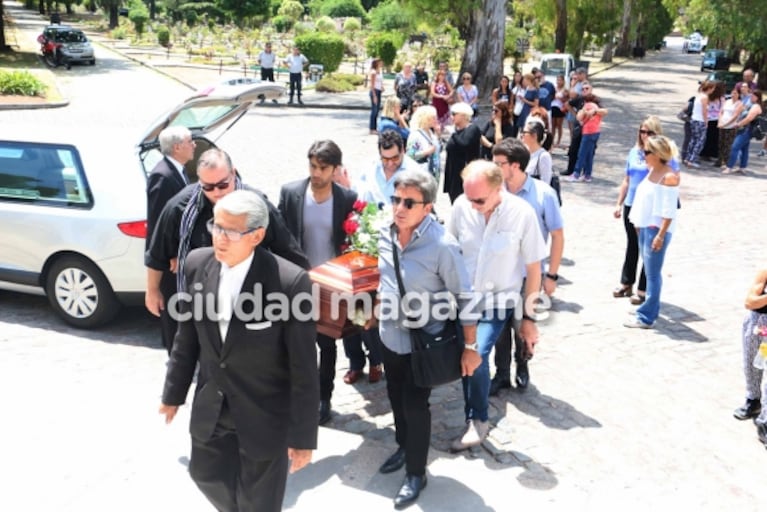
[333,73,364,86]
[295,32,344,73]
[365,32,400,69]
[315,76,356,92]
[0,70,47,96]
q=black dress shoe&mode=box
[515,361,530,390]
[379,447,406,474]
[394,474,427,509]
[757,423,767,447]
[319,400,331,425]
[489,374,512,396]
[733,398,761,420]
[559,170,573,176]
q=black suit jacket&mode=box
[146,156,187,249]
[162,246,319,458]
[278,179,358,258]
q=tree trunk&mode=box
[554,0,567,52]
[150,0,156,20]
[38,0,45,15]
[0,0,8,51]
[601,33,613,63]
[109,6,118,28]
[614,0,632,57]
[458,0,506,114]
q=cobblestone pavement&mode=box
[2,3,767,510]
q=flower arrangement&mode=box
[342,200,390,257]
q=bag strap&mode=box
[391,234,408,298]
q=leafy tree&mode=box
[0,1,8,52]
[314,0,366,18]
[316,16,337,33]
[128,0,150,36]
[369,1,412,32]
[278,0,304,19]
[365,32,399,69]
[295,32,345,72]
[216,0,271,24]
[343,17,361,32]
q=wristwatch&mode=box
[464,342,479,352]
[545,272,559,281]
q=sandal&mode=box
[613,285,633,298]
[630,293,646,305]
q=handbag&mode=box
[531,153,563,206]
[391,237,463,388]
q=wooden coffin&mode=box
[308,251,380,339]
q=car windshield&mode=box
[56,30,87,43]
[541,59,565,76]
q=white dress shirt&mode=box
[217,252,254,341]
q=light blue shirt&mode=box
[510,176,563,243]
[625,147,681,206]
[354,155,421,207]
[377,216,477,354]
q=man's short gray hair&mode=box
[393,169,438,204]
[158,126,192,156]
[213,190,270,231]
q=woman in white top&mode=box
[368,58,384,135]
[683,80,715,168]
[406,105,442,179]
[625,135,680,329]
[456,72,479,118]
[716,85,745,169]
[521,120,552,185]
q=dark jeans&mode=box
[566,127,583,175]
[343,328,383,371]
[382,344,431,476]
[289,72,302,100]
[369,89,382,131]
[620,204,646,292]
[493,313,524,378]
[260,67,274,82]
[317,333,337,401]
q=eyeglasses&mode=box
[199,175,234,192]
[390,195,427,209]
[463,77,471,81]
[639,129,655,136]
[643,150,653,156]
[380,152,402,164]
[206,219,259,241]
[493,160,510,167]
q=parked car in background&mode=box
[37,25,95,67]
[706,71,741,91]
[539,53,576,82]
[0,81,284,328]
[684,32,705,53]
[701,49,730,71]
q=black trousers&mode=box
[159,271,178,355]
[620,204,646,291]
[493,314,523,377]
[189,402,289,512]
[343,328,383,371]
[289,72,302,100]
[566,127,583,175]
[317,333,337,401]
[382,344,431,476]
[260,67,274,82]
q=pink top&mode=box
[581,102,603,135]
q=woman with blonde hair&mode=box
[624,135,680,329]
[406,105,441,178]
[378,95,410,140]
[612,116,678,305]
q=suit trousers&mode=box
[317,333,337,401]
[189,401,289,512]
[382,344,431,476]
[493,313,522,378]
[159,271,179,355]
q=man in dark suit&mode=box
[145,148,308,355]
[278,140,364,426]
[145,126,195,354]
[160,189,319,512]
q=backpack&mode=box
[676,96,695,122]
[750,115,767,141]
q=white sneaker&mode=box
[450,419,490,451]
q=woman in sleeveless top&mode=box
[716,85,745,169]
[491,75,512,104]
[369,58,384,134]
[430,69,454,130]
[625,135,680,329]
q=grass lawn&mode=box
[0,49,63,103]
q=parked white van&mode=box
[539,53,576,81]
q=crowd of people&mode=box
[143,57,767,511]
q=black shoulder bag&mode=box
[391,237,463,388]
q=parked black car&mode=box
[706,71,741,92]
[701,49,730,71]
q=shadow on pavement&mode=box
[498,384,603,431]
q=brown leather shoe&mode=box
[613,285,632,298]
[629,293,646,305]
[368,364,384,383]
[343,369,363,384]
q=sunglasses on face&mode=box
[390,195,427,209]
[639,129,655,136]
[643,150,653,156]
[199,176,233,192]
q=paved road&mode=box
[1,5,766,510]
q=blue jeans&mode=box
[727,127,752,169]
[462,308,514,422]
[573,132,600,178]
[369,89,382,131]
[636,227,672,325]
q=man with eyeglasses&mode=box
[145,126,195,353]
[350,129,421,206]
[375,169,478,508]
[447,160,546,451]
[145,148,308,354]
[278,140,375,426]
[159,189,319,512]
[489,138,564,395]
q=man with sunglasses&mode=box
[159,189,319,512]
[351,129,421,206]
[489,138,564,395]
[145,148,308,354]
[447,160,546,451]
